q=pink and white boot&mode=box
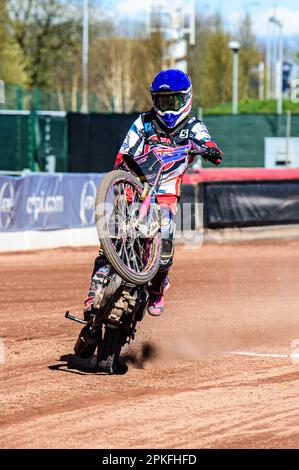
[147,278,170,317]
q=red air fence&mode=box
[182,168,299,229]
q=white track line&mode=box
[230,351,291,358]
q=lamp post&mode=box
[266,18,273,99]
[269,16,283,114]
[228,41,240,115]
[81,0,89,113]
[258,62,265,100]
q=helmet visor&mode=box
[152,92,189,112]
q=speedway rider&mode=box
[84,69,223,317]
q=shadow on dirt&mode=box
[49,354,129,375]
[48,342,158,375]
[48,354,98,375]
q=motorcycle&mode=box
[65,143,194,374]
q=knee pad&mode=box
[159,207,175,268]
[160,239,174,268]
[160,207,175,237]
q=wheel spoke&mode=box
[101,178,158,277]
[118,240,128,266]
[135,236,145,269]
[125,238,136,271]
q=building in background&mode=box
[148,0,195,72]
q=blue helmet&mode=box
[150,69,193,129]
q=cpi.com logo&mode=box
[80,180,97,225]
[0,181,14,229]
[26,192,64,221]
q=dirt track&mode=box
[1,240,299,449]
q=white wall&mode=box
[0,227,98,252]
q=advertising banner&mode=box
[2,171,299,233]
[0,173,104,232]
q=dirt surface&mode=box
[1,240,299,449]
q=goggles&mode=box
[152,91,190,112]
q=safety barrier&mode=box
[183,167,299,228]
[1,169,299,251]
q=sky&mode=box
[112,0,299,37]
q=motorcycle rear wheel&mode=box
[97,326,123,374]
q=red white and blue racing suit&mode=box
[84,110,222,313]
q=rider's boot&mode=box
[147,274,170,317]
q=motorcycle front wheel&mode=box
[94,170,161,285]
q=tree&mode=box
[0,0,28,85]
[237,14,262,100]
[88,32,165,112]
[189,11,262,109]
[6,0,82,89]
[189,13,232,108]
[1,2,264,112]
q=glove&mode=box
[202,141,223,166]
[114,152,124,169]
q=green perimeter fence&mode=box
[0,111,67,172]
[0,112,298,172]
[203,113,299,168]
[1,84,109,113]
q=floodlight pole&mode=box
[229,41,240,115]
[81,0,89,113]
[189,0,196,46]
[148,0,196,72]
[269,16,283,114]
[258,62,264,100]
[266,21,272,99]
[277,22,283,114]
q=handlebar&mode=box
[188,149,200,157]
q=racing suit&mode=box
[84,110,222,315]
